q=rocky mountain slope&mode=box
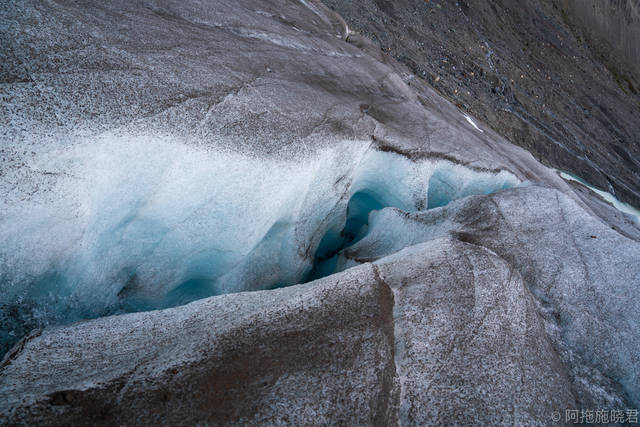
[1,0,639,424]
[321,0,640,208]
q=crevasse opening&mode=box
[0,137,520,355]
[303,191,385,283]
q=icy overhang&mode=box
[0,137,519,354]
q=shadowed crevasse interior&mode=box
[0,138,520,355]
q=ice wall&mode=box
[0,136,519,354]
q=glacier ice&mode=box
[559,171,640,223]
[0,136,519,354]
[428,165,518,209]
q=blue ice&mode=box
[0,137,519,354]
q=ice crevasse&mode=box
[0,136,520,354]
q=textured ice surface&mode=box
[0,136,518,354]
[336,186,640,406]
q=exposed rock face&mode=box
[1,0,639,425]
[561,0,640,83]
[320,0,640,208]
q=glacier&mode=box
[2,0,639,423]
[0,135,518,355]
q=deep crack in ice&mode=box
[0,137,520,355]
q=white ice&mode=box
[464,114,484,132]
[559,171,640,223]
[0,135,519,350]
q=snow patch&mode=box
[464,114,484,132]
